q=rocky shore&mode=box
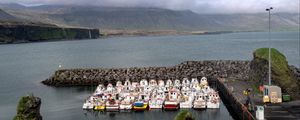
[42,60,250,86]
[13,94,42,120]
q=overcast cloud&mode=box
[1,0,299,13]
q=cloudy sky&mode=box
[1,0,299,13]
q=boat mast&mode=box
[266,7,273,85]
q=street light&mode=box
[266,7,273,85]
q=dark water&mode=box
[0,31,299,120]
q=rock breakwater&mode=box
[42,60,250,86]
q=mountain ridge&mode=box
[1,4,299,31]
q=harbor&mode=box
[42,48,300,120]
[82,77,220,111]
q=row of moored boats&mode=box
[82,77,220,111]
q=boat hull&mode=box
[94,105,105,111]
[82,103,94,110]
[133,104,148,111]
[180,102,193,108]
[106,105,119,112]
[193,103,206,109]
[163,104,179,110]
[119,104,132,110]
[207,102,220,108]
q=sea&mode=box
[0,31,299,120]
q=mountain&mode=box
[0,8,17,21]
[1,4,299,31]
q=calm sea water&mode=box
[0,31,299,120]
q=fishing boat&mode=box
[174,79,181,89]
[119,95,135,110]
[179,91,193,108]
[82,96,95,109]
[105,83,115,94]
[94,84,105,95]
[193,93,206,109]
[206,91,220,108]
[200,77,208,86]
[140,79,148,88]
[191,78,199,85]
[105,93,120,111]
[158,80,165,87]
[163,88,180,110]
[182,78,190,86]
[131,82,139,91]
[149,79,158,90]
[116,80,123,93]
[166,79,173,87]
[149,89,165,109]
[94,97,106,111]
[202,85,212,96]
[133,93,150,111]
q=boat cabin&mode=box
[200,77,208,86]
[149,79,157,87]
[191,78,199,84]
[124,79,131,86]
[158,80,165,87]
[174,79,181,86]
[182,78,190,86]
[166,79,173,87]
[140,79,148,87]
[116,81,123,87]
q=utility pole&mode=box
[266,7,273,85]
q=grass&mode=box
[253,48,299,98]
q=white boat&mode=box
[206,91,220,108]
[122,79,132,92]
[193,93,206,109]
[149,89,165,109]
[140,79,148,88]
[83,96,95,109]
[200,77,208,86]
[133,93,150,111]
[105,94,120,111]
[191,78,199,85]
[182,78,190,86]
[94,96,106,111]
[131,82,139,91]
[149,79,158,90]
[94,84,105,95]
[158,80,165,87]
[163,88,180,110]
[174,79,181,89]
[179,91,193,108]
[166,79,173,87]
[119,95,135,110]
[202,85,212,96]
[105,83,115,94]
[116,81,123,93]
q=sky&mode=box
[1,0,299,13]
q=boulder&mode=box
[13,94,42,120]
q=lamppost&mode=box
[266,7,273,85]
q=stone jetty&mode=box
[42,60,250,86]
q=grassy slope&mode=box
[254,48,299,99]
